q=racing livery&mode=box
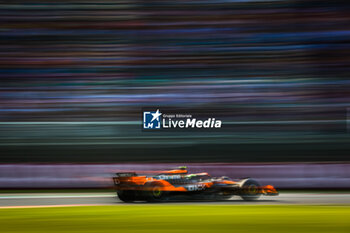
[113,166,278,202]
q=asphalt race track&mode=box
[0,193,350,207]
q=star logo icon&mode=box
[143,109,162,129]
[151,109,162,122]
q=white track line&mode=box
[0,194,115,199]
[0,204,106,209]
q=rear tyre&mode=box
[117,190,136,202]
[144,182,167,202]
[239,179,261,201]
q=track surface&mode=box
[1,193,350,207]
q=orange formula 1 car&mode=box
[112,166,278,202]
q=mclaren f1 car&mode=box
[112,166,278,202]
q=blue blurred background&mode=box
[0,0,350,162]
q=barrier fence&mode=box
[0,163,349,189]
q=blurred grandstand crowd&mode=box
[0,1,349,162]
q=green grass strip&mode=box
[0,205,349,233]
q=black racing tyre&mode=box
[144,182,167,202]
[117,190,136,202]
[239,179,261,201]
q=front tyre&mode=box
[239,179,261,201]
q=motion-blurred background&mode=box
[0,1,350,189]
